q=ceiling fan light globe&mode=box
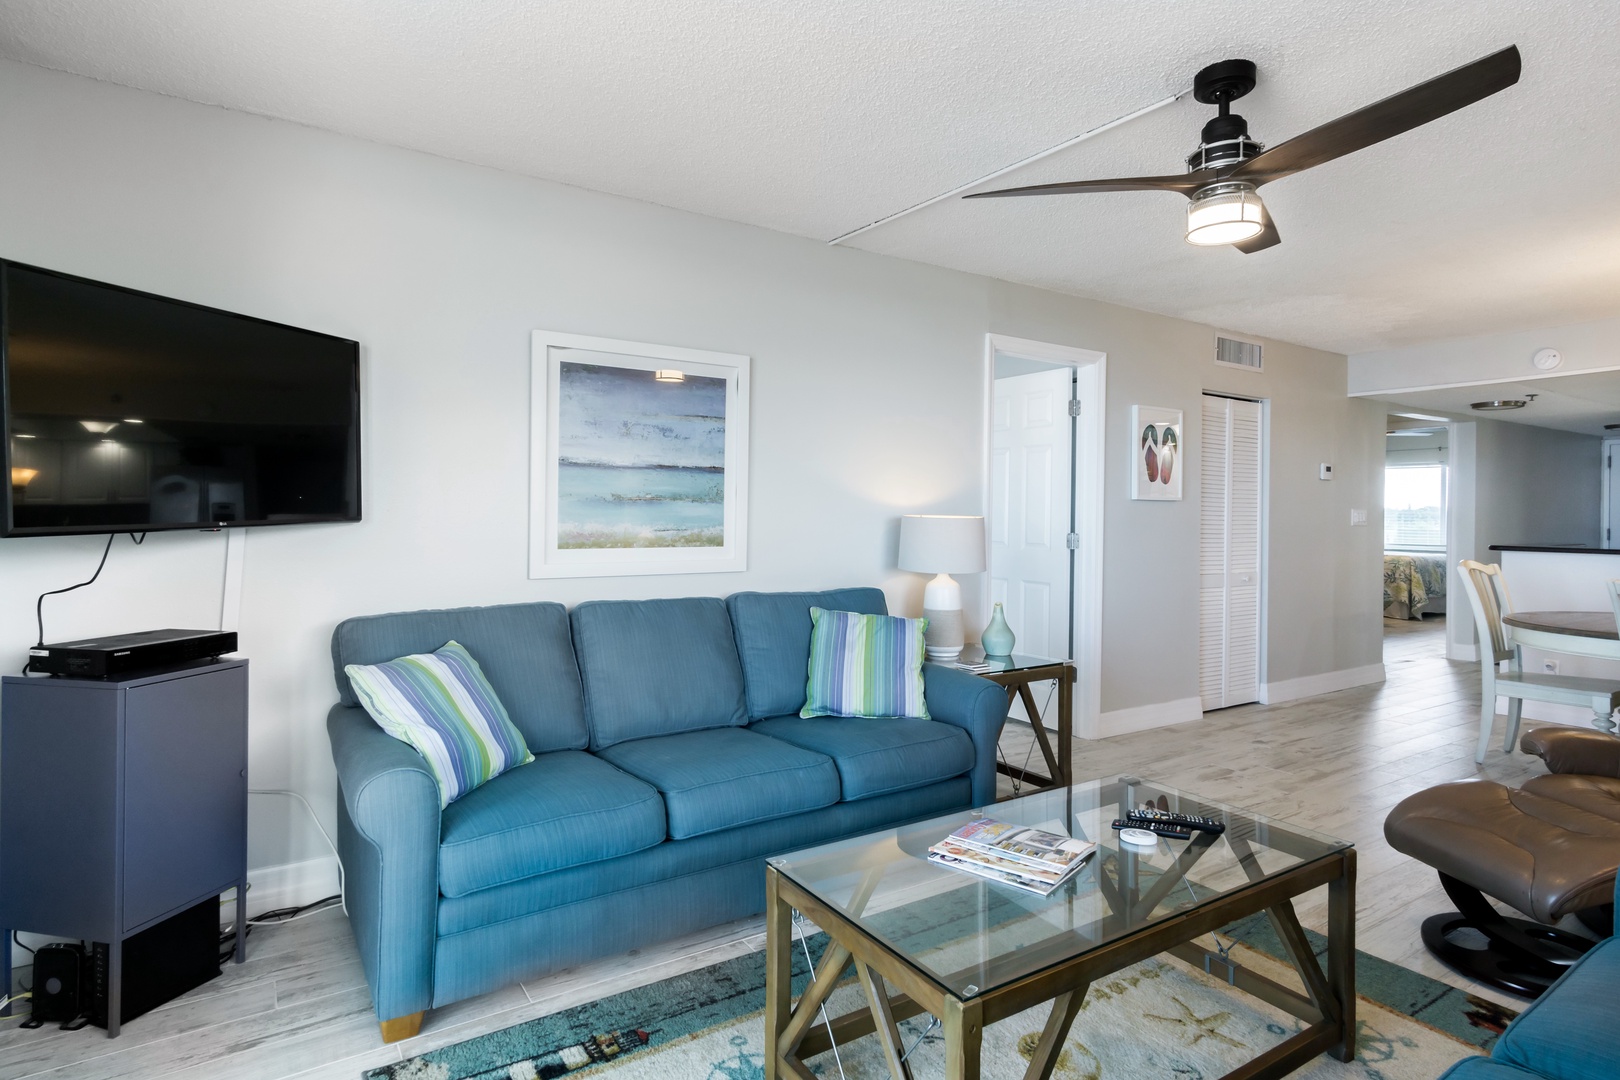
[1185,184,1266,246]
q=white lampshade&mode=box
[1186,183,1266,246]
[898,515,986,575]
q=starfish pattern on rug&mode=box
[1143,996,1246,1049]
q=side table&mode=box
[956,646,1074,797]
[0,659,249,1035]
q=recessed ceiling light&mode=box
[79,420,119,433]
[122,418,144,424]
[14,433,36,439]
[1471,400,1527,411]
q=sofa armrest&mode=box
[924,663,1009,806]
[327,704,442,1023]
[1520,726,1620,778]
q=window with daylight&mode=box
[1385,464,1446,551]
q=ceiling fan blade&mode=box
[966,172,1216,199]
[1234,216,1280,254]
[1230,45,1521,187]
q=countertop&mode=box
[1488,545,1620,556]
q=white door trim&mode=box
[1602,437,1620,549]
[983,334,1106,740]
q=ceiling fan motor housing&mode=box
[1188,59,1264,170]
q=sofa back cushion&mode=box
[572,597,748,749]
[331,602,588,753]
[727,588,888,719]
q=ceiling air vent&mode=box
[1215,336,1263,371]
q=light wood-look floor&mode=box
[0,615,1564,1079]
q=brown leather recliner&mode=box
[1384,726,1620,998]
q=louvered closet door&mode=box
[1199,395,1262,710]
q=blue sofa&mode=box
[326,587,1008,1038]
[1438,869,1620,1080]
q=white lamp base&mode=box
[921,573,964,662]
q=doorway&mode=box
[1384,414,1451,661]
[982,335,1104,738]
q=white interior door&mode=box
[990,367,1074,661]
[1199,394,1262,710]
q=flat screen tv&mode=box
[2,261,360,537]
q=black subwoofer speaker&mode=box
[31,943,84,1022]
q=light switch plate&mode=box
[1319,463,1333,480]
[1350,509,1368,526]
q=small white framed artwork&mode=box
[1130,405,1183,501]
[529,331,750,578]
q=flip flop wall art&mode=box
[1131,405,1183,501]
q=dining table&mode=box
[1502,610,1620,731]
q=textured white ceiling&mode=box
[1,1,1616,354]
[1369,370,1620,437]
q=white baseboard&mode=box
[237,855,342,919]
[1092,697,1203,739]
[1259,663,1386,705]
[1447,643,1478,662]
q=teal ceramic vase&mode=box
[981,602,1016,657]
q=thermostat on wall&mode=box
[1319,463,1333,480]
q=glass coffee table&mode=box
[764,776,1355,1080]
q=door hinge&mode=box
[1066,532,1079,550]
[1068,400,1081,417]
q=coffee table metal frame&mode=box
[764,782,1356,1080]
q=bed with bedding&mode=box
[1384,553,1448,619]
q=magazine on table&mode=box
[927,817,1096,895]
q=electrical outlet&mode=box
[1350,509,1368,526]
[1544,658,1560,674]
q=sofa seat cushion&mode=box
[750,714,973,801]
[1495,936,1620,1080]
[597,728,840,839]
[438,750,665,897]
[1437,1060,1546,1080]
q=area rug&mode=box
[366,921,1515,1080]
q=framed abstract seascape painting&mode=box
[529,331,750,578]
[1130,405,1183,501]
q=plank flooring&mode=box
[0,615,1572,1078]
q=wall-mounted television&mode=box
[2,260,360,537]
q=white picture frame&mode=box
[529,331,750,578]
[1130,405,1183,501]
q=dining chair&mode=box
[1457,560,1620,763]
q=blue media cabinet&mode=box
[0,659,249,1036]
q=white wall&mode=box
[0,60,1384,901]
[1473,421,1601,551]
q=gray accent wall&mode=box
[0,59,1383,885]
[1473,420,1601,551]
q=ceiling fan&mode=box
[965,45,1521,253]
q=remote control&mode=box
[1126,808,1226,835]
[1111,818,1191,840]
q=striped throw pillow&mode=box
[801,608,930,719]
[345,641,535,807]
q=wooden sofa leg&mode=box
[379,1011,425,1043]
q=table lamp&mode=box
[898,515,987,662]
